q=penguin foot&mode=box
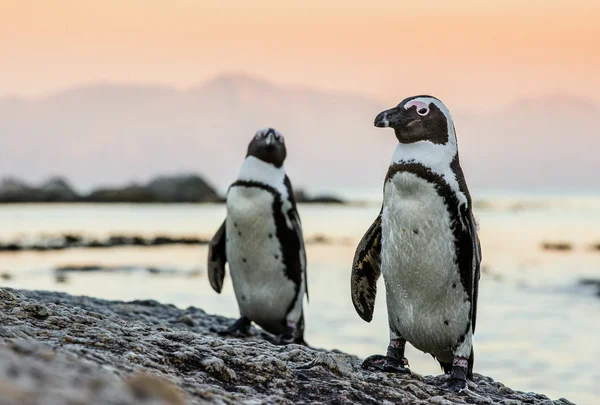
[361,354,410,373]
[445,377,467,392]
[218,316,252,338]
[273,320,305,346]
[274,333,295,345]
[444,357,468,392]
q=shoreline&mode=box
[0,287,575,405]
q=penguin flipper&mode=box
[467,209,481,333]
[284,175,308,302]
[351,210,382,322]
[289,209,308,301]
[208,220,227,293]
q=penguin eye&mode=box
[275,134,284,143]
[417,107,430,116]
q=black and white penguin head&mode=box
[374,95,456,147]
[246,128,287,168]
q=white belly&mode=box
[381,172,470,360]
[226,186,296,334]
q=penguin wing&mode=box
[207,220,227,293]
[467,209,482,333]
[351,209,382,322]
[289,208,308,302]
[284,175,308,302]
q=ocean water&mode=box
[1,192,599,405]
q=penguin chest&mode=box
[225,186,296,333]
[381,172,470,357]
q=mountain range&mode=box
[1,74,598,193]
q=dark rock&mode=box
[38,177,79,202]
[0,288,573,405]
[147,174,221,203]
[86,184,159,203]
[0,176,80,203]
[579,278,600,297]
[0,234,208,252]
[0,174,222,204]
[294,188,345,204]
[0,177,36,203]
[589,243,600,251]
[55,265,104,273]
[541,242,573,252]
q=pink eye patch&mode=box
[404,100,429,111]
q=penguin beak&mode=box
[265,132,276,147]
[374,107,408,129]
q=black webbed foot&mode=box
[361,354,410,373]
[218,316,251,338]
[444,356,468,392]
[274,333,295,345]
[445,377,467,392]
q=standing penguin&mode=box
[351,96,481,391]
[208,128,308,345]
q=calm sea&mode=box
[1,190,599,404]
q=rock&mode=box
[294,189,345,204]
[0,288,573,405]
[0,173,222,204]
[147,174,221,203]
[86,184,159,203]
[0,233,208,252]
[0,176,80,203]
[38,177,79,202]
[0,177,36,203]
[541,242,573,252]
[579,278,600,297]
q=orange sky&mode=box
[1,0,599,109]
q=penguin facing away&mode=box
[208,128,308,345]
[351,96,481,392]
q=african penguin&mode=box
[208,127,308,345]
[350,96,482,392]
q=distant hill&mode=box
[1,74,599,191]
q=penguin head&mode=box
[374,95,455,146]
[246,128,287,167]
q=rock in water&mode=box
[0,288,575,405]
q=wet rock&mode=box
[0,234,208,252]
[541,242,573,252]
[579,278,600,297]
[0,288,574,405]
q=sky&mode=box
[1,0,600,110]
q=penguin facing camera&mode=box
[208,128,308,345]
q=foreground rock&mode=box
[0,289,573,405]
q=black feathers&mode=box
[351,209,383,322]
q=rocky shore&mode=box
[0,288,574,404]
